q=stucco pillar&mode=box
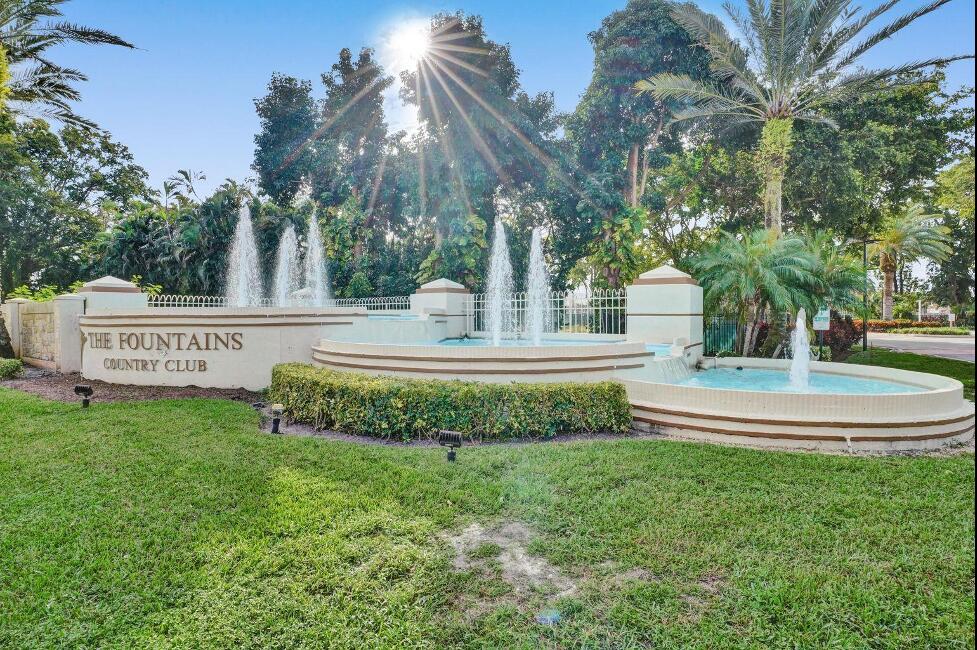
[1,299,27,358]
[626,265,703,364]
[409,278,470,338]
[76,276,148,311]
[53,294,86,373]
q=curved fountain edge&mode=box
[623,356,975,452]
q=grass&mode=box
[1,388,974,648]
[847,348,975,400]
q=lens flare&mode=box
[383,19,431,74]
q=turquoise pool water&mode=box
[645,344,673,356]
[436,338,621,347]
[671,367,924,395]
[367,314,419,320]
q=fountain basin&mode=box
[311,338,650,383]
[436,337,623,347]
[625,357,974,452]
[668,367,924,395]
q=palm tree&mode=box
[801,229,863,311]
[870,203,950,319]
[636,0,971,235]
[166,169,207,206]
[693,229,818,355]
[1,0,133,128]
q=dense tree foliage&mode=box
[564,0,713,288]
[637,0,969,235]
[3,0,973,334]
[0,116,151,292]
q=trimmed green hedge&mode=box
[0,358,23,380]
[888,327,971,336]
[269,363,632,442]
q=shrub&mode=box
[821,313,861,362]
[269,364,633,442]
[852,319,951,332]
[888,327,971,335]
[343,271,373,299]
[0,358,23,380]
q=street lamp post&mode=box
[862,238,878,352]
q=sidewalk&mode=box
[867,332,975,362]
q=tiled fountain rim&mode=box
[622,356,967,423]
[315,338,647,361]
[82,307,371,319]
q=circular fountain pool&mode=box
[312,337,652,382]
[624,357,975,452]
[437,337,622,347]
[668,367,925,395]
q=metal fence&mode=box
[703,316,739,356]
[465,288,627,336]
[147,294,410,310]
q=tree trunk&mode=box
[627,144,639,207]
[757,118,794,237]
[882,267,896,320]
[763,174,783,236]
[742,301,763,356]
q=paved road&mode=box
[867,332,975,362]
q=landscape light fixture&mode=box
[73,384,93,407]
[270,404,284,434]
[438,430,462,462]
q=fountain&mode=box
[304,209,331,306]
[272,225,301,307]
[225,205,264,307]
[485,218,515,346]
[525,226,550,346]
[789,308,810,391]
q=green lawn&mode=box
[847,348,975,400]
[1,389,973,648]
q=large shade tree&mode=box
[636,0,972,235]
[870,203,950,319]
[565,0,713,288]
[1,0,134,128]
[928,156,975,310]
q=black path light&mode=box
[270,404,284,434]
[73,384,93,408]
[438,430,462,462]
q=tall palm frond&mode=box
[636,0,971,125]
[870,203,951,267]
[869,202,950,318]
[1,0,134,128]
[636,0,971,234]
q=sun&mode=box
[383,18,431,74]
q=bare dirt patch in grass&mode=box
[445,522,577,602]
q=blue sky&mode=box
[57,0,975,198]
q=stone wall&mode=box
[1,294,87,372]
[19,303,57,365]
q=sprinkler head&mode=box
[270,403,284,434]
[73,384,93,407]
[438,430,463,462]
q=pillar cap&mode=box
[632,265,698,286]
[77,276,142,293]
[414,278,470,294]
